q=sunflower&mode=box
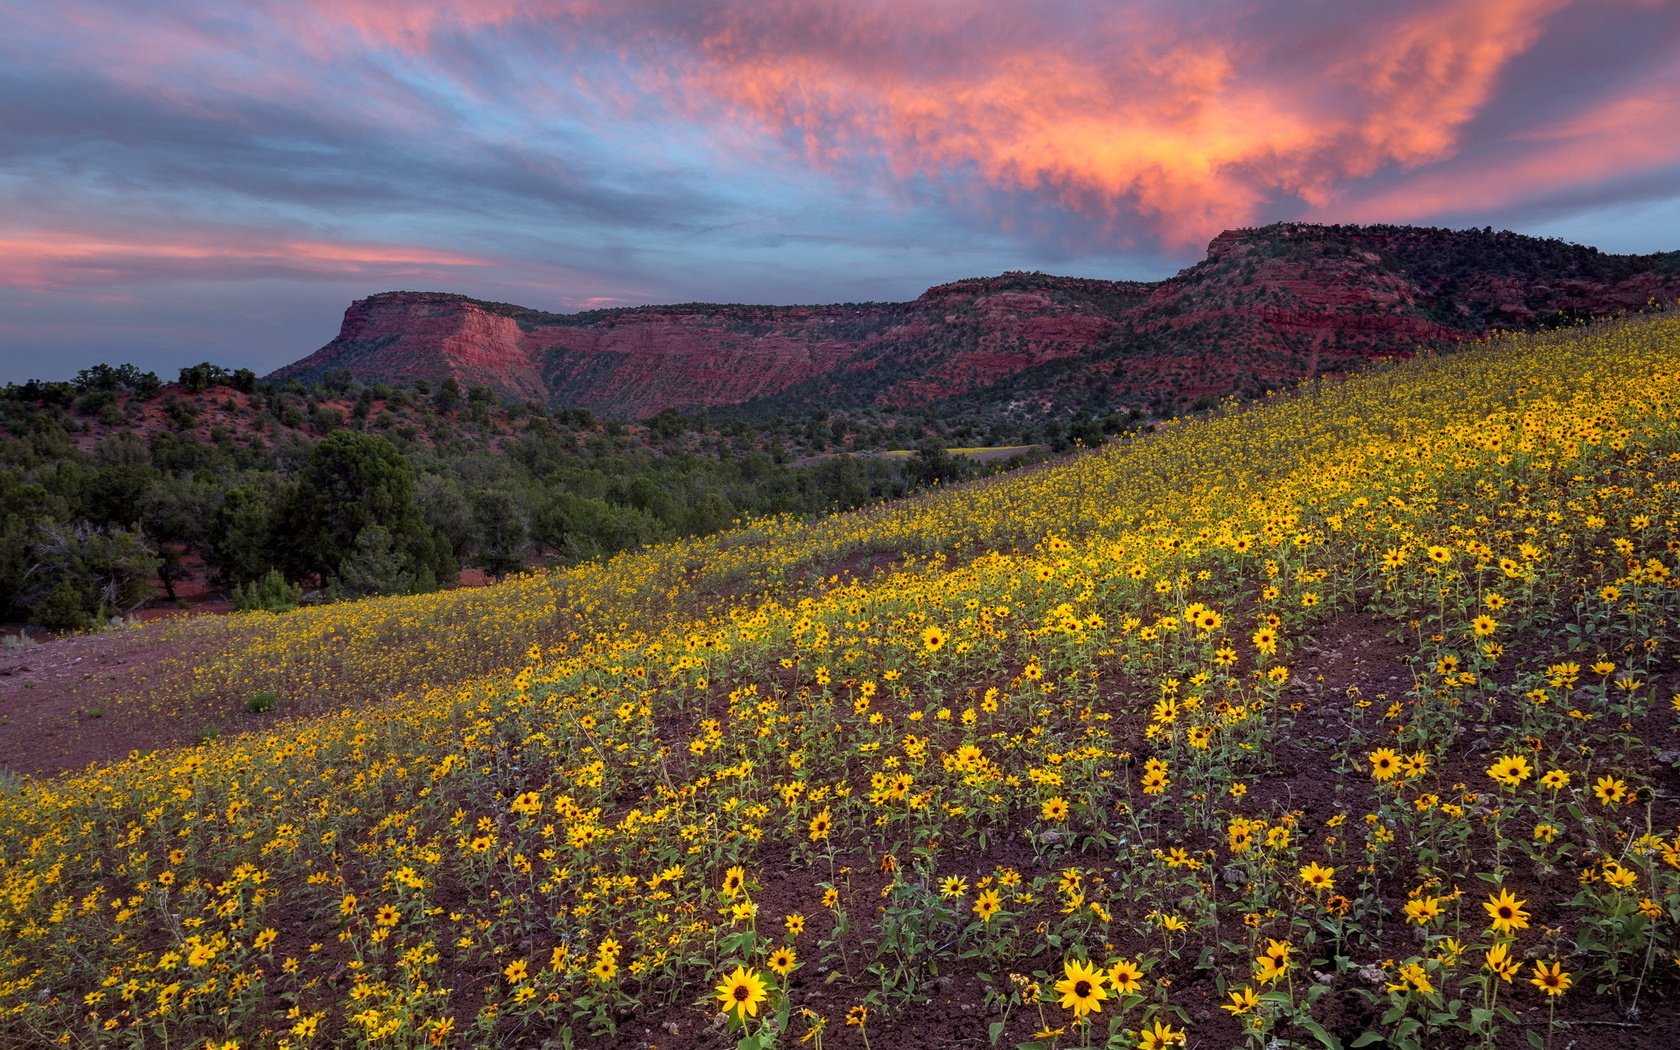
[921,625,947,652]
[721,865,748,899]
[784,913,806,937]
[807,808,832,842]
[1484,941,1520,983]
[1486,754,1533,788]
[1471,615,1498,637]
[939,875,968,899]
[766,946,797,977]
[1483,888,1530,934]
[1386,961,1434,995]
[1368,747,1401,781]
[374,904,401,928]
[1593,774,1628,805]
[502,959,528,983]
[1298,861,1335,893]
[1403,895,1443,925]
[1255,939,1292,985]
[1136,1019,1187,1048]
[1401,752,1431,779]
[1426,545,1451,563]
[972,888,1002,923]
[1529,960,1571,997]
[1041,796,1070,822]
[1221,985,1261,1015]
[1539,769,1570,790]
[714,965,769,1020]
[1107,958,1144,995]
[1055,958,1109,1018]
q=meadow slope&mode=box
[3,312,1680,1049]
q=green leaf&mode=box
[1349,1034,1386,1047]
[1297,1017,1342,1049]
[989,1020,1005,1046]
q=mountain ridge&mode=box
[269,223,1680,418]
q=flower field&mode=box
[3,311,1680,1049]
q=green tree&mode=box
[20,523,158,628]
[432,377,464,414]
[284,431,452,594]
[329,525,415,598]
[469,486,530,579]
[205,482,283,587]
[177,362,231,393]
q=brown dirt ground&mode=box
[0,566,505,779]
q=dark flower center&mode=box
[734,986,750,1001]
[1075,980,1092,997]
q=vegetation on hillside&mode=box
[2,312,1679,1049]
[0,366,1052,628]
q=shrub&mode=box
[233,569,303,613]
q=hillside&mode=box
[3,311,1679,1048]
[272,223,1680,419]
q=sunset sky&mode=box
[4,0,1679,383]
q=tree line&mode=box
[1,364,1032,628]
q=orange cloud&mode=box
[595,0,1623,246]
[1336,0,1569,172]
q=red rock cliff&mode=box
[269,224,1680,417]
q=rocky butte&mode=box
[269,223,1680,419]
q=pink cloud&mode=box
[0,230,492,289]
[1327,72,1680,222]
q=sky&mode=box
[3,0,1679,385]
